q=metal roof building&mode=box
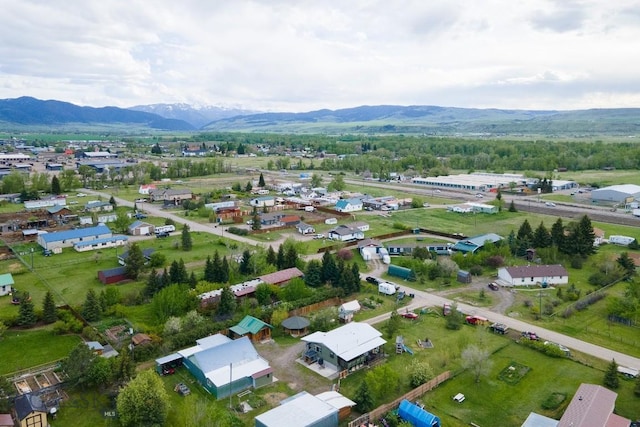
[591,184,640,204]
[255,391,339,427]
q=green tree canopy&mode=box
[116,369,170,427]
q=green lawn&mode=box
[0,329,81,375]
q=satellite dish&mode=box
[50,407,57,415]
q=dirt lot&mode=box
[256,339,333,396]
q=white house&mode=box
[250,196,276,208]
[334,198,363,213]
[327,225,364,242]
[338,300,361,323]
[498,264,568,287]
[296,222,315,235]
[138,184,157,195]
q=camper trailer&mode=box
[378,282,397,295]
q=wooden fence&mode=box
[288,297,342,317]
[347,371,451,427]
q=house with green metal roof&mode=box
[0,273,14,296]
[229,315,273,342]
[452,233,503,254]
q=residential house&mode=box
[0,273,14,296]
[258,267,304,286]
[73,235,128,252]
[45,163,63,171]
[177,334,273,399]
[255,391,339,427]
[98,267,128,284]
[259,212,283,226]
[229,315,273,342]
[138,184,157,195]
[327,225,364,242]
[334,198,363,213]
[149,188,193,205]
[97,213,118,223]
[85,201,113,213]
[127,220,154,236]
[250,196,276,208]
[13,393,48,427]
[497,264,569,287]
[349,221,369,232]
[296,222,315,235]
[280,215,301,226]
[46,205,72,221]
[358,239,386,262]
[386,242,453,256]
[302,322,386,373]
[557,383,630,427]
[24,196,67,210]
[452,233,503,254]
[118,248,155,266]
[37,224,113,251]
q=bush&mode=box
[336,249,353,261]
[570,256,583,269]
[519,339,568,358]
[485,255,505,268]
[574,292,606,311]
[469,265,483,276]
[227,227,248,236]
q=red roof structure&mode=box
[259,267,304,286]
[558,383,630,427]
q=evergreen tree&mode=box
[42,291,57,324]
[17,293,36,327]
[351,263,361,292]
[217,286,236,317]
[161,267,171,288]
[211,251,222,282]
[258,173,266,187]
[341,266,356,294]
[532,221,552,248]
[82,289,101,322]
[181,224,193,251]
[245,181,252,192]
[124,243,145,280]
[284,245,298,268]
[251,211,261,230]
[603,359,620,389]
[51,175,61,195]
[304,260,323,287]
[109,195,117,207]
[508,200,517,212]
[204,255,215,282]
[517,219,533,241]
[550,217,565,248]
[188,272,197,289]
[240,250,252,275]
[178,258,188,283]
[617,252,636,278]
[321,251,339,285]
[276,245,286,270]
[564,215,596,257]
[507,229,517,255]
[145,269,161,297]
[353,380,374,412]
[220,256,230,283]
[114,349,135,385]
[265,246,277,266]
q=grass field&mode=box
[0,329,81,375]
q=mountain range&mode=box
[0,96,639,136]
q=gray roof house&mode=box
[255,391,339,427]
[498,264,568,287]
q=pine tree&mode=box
[82,289,101,322]
[145,269,161,297]
[517,219,533,241]
[188,272,197,289]
[124,243,145,280]
[603,359,619,389]
[211,251,222,282]
[321,251,338,285]
[181,224,192,251]
[276,245,286,270]
[508,200,517,212]
[550,217,565,248]
[220,256,230,283]
[258,173,266,187]
[177,258,188,283]
[266,246,277,266]
[354,380,374,412]
[169,260,181,283]
[245,181,252,192]
[114,348,135,385]
[204,255,215,282]
[217,286,236,317]
[51,175,61,195]
[304,260,323,287]
[532,221,552,248]
[284,245,298,269]
[17,293,37,327]
[240,250,252,275]
[617,252,636,278]
[351,263,361,292]
[42,291,57,324]
[161,267,171,288]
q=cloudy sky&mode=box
[1,0,639,112]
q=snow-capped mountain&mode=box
[129,103,259,128]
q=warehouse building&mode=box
[591,184,640,204]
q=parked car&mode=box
[488,282,499,291]
[545,202,556,207]
[156,232,170,238]
[366,276,380,284]
[475,193,484,198]
[401,311,419,320]
[313,234,325,239]
[490,323,509,334]
[162,367,175,375]
[521,331,539,340]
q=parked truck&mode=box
[378,282,397,295]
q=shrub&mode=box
[392,222,409,230]
[561,307,574,318]
[574,292,606,311]
[570,256,583,269]
[336,249,353,261]
[485,255,505,268]
[227,227,248,236]
[469,265,483,276]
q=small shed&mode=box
[98,267,128,285]
[315,391,356,422]
[229,315,273,342]
[131,333,152,347]
[282,316,310,337]
[128,220,154,236]
[338,300,361,323]
[0,273,14,296]
[86,341,104,355]
[457,270,472,284]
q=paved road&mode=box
[87,189,640,371]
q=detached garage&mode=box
[128,220,154,236]
[98,267,128,284]
[255,391,338,427]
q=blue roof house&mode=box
[452,233,503,254]
[178,335,273,400]
[335,198,363,213]
[37,224,113,251]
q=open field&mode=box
[0,329,81,375]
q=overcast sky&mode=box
[1,0,639,112]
